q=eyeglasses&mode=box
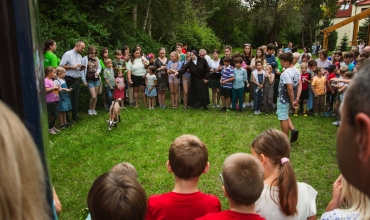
[219,173,225,185]
[245,43,251,46]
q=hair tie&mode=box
[281,157,289,165]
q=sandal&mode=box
[52,127,61,133]
[134,105,139,109]
[49,129,57,135]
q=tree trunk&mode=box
[301,28,305,48]
[148,13,152,36]
[143,1,151,30]
[309,24,313,45]
[133,5,137,29]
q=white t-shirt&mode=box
[320,209,360,220]
[255,182,317,220]
[208,59,220,72]
[146,73,157,86]
[126,58,146,76]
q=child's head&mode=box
[344,71,354,79]
[56,67,66,78]
[232,52,241,58]
[260,45,267,53]
[222,153,264,206]
[105,58,113,68]
[355,57,367,72]
[334,51,343,62]
[350,48,360,58]
[110,162,138,179]
[148,65,156,74]
[300,62,308,73]
[277,48,284,56]
[256,47,265,59]
[326,64,336,74]
[234,57,243,68]
[87,172,147,220]
[121,45,129,54]
[100,47,108,59]
[255,60,263,70]
[318,49,328,59]
[266,43,276,55]
[265,64,272,73]
[168,135,209,180]
[251,129,298,216]
[301,53,310,63]
[344,52,354,63]
[339,66,349,76]
[88,45,98,58]
[243,43,252,57]
[44,66,56,78]
[114,50,122,59]
[307,60,317,70]
[224,45,232,56]
[176,43,183,52]
[170,51,179,62]
[223,56,232,66]
[212,49,219,59]
[117,70,123,77]
[292,52,300,64]
[278,52,293,67]
[316,67,325,76]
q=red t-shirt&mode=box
[301,73,311,91]
[145,191,221,220]
[196,210,265,220]
[182,48,187,54]
[326,73,337,92]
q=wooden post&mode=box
[323,32,328,50]
[352,19,359,46]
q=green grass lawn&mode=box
[49,98,340,220]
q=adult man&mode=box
[59,41,85,122]
[199,49,211,63]
[315,42,321,56]
[284,42,293,53]
[336,61,370,197]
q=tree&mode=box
[317,18,338,51]
[338,33,349,51]
[358,16,370,43]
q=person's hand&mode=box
[175,72,178,76]
[332,175,342,203]
[331,90,335,94]
[68,88,73,92]
[110,86,114,90]
[203,79,209,83]
[142,75,146,79]
[330,78,339,82]
[83,82,88,87]
[129,79,133,84]
[293,101,299,109]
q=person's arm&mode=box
[324,79,327,94]
[330,78,351,84]
[145,75,148,87]
[269,73,275,84]
[287,83,295,106]
[307,215,316,220]
[295,77,302,104]
[175,61,190,76]
[270,56,278,68]
[338,85,347,93]
[261,72,266,88]
[96,57,101,76]
[325,175,342,212]
[252,73,258,86]
[311,80,317,97]
[53,187,62,215]
[80,57,87,86]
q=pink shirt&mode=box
[45,78,59,103]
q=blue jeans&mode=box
[307,86,314,110]
[232,87,244,109]
[253,85,263,111]
[105,87,114,107]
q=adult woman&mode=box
[127,47,148,108]
[153,48,168,108]
[208,49,221,108]
[81,45,101,115]
[321,175,370,219]
[177,50,210,110]
[298,47,312,64]
[252,129,317,220]
[43,39,60,67]
[182,52,192,109]
[0,101,49,219]
[241,44,254,108]
[315,49,332,68]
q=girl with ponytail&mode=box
[251,129,317,220]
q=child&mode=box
[333,51,345,67]
[176,43,186,62]
[113,50,126,77]
[87,172,147,220]
[343,52,355,72]
[54,67,72,129]
[252,61,265,115]
[113,69,126,109]
[145,66,157,109]
[298,62,311,116]
[220,56,235,112]
[232,57,247,112]
[277,52,301,142]
[167,51,183,109]
[99,47,109,110]
[182,52,192,109]
[324,64,338,117]
[306,60,317,114]
[104,59,115,108]
[44,66,60,134]
[338,71,353,104]
[252,129,317,219]
[251,47,267,69]
[311,67,327,116]
[331,67,349,126]
[196,153,265,220]
[263,65,275,115]
[145,135,221,220]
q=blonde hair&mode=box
[170,51,179,61]
[300,62,308,69]
[340,177,370,219]
[56,67,66,76]
[0,101,49,220]
[110,162,138,179]
[293,52,300,59]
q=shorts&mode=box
[182,75,191,83]
[168,74,180,84]
[208,79,221,88]
[300,90,309,100]
[87,80,100,88]
[47,101,58,117]
[326,92,337,103]
[277,101,289,121]
[220,87,232,97]
[132,75,146,87]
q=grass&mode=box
[49,97,340,220]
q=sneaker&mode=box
[88,109,93,115]
[92,110,97,115]
[60,125,66,129]
[290,129,299,143]
[304,114,308,117]
[216,104,220,108]
[49,129,57,135]
[121,106,126,109]
[254,111,259,115]
[258,110,261,114]
[212,104,216,108]
[52,127,61,133]
[332,121,341,126]
[221,107,227,111]
[243,103,247,108]
[294,113,298,116]
[246,102,253,108]
[250,102,254,108]
[226,108,230,112]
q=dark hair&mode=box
[279,52,293,63]
[223,56,232,63]
[232,52,241,58]
[267,43,276,51]
[344,52,354,59]
[334,51,344,62]
[42,39,55,54]
[350,48,360,57]
[148,65,156,73]
[243,44,252,58]
[212,49,219,54]
[301,53,311,61]
[176,43,183,47]
[100,47,108,59]
[319,49,328,59]
[44,66,55,78]
[121,45,129,53]
[256,47,266,62]
[88,45,97,55]
[87,172,147,220]
[130,47,141,64]
[255,60,263,65]
[304,47,310,53]
[234,57,243,64]
[169,135,208,180]
[307,60,317,68]
[252,129,298,216]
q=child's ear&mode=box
[166,161,173,173]
[222,185,228,198]
[260,154,267,165]
[202,162,210,174]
